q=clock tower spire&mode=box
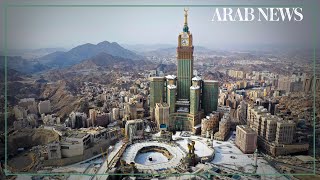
[177,8,194,100]
[183,8,189,32]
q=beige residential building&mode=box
[235,125,257,154]
[201,112,219,137]
[60,132,90,158]
[251,108,295,145]
[125,119,144,141]
[275,121,295,144]
[13,105,28,120]
[124,102,138,120]
[228,70,246,79]
[260,115,279,142]
[214,113,230,141]
[247,104,269,135]
[265,118,278,142]
[89,109,97,124]
[47,141,62,160]
[247,104,307,156]
[112,108,120,120]
[59,126,120,158]
[38,100,51,114]
[155,103,170,129]
[18,98,38,114]
[303,76,320,92]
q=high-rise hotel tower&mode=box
[149,9,219,133]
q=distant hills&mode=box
[43,52,156,86]
[0,56,49,74]
[0,67,24,81]
[70,52,136,71]
[121,44,176,53]
[135,45,224,57]
[1,41,146,74]
[1,48,67,59]
[38,41,144,67]
[2,41,237,75]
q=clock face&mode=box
[181,38,189,46]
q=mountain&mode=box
[142,47,176,57]
[141,46,220,57]
[0,67,24,82]
[38,41,144,68]
[0,56,49,74]
[3,48,67,59]
[43,52,156,85]
[121,44,176,53]
[70,52,135,70]
[156,63,176,73]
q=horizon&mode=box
[1,0,319,51]
[4,41,318,53]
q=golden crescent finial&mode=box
[184,8,189,14]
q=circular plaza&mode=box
[121,141,186,170]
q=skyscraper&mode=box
[149,77,165,120]
[149,9,219,133]
[202,80,219,115]
[177,8,194,100]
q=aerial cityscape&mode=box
[0,1,320,180]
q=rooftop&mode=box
[149,77,165,81]
[126,119,144,124]
[203,80,219,84]
[262,114,283,122]
[67,132,88,139]
[78,126,107,135]
[253,106,268,113]
[190,85,200,90]
[192,76,201,81]
[165,75,176,80]
[212,133,284,177]
[237,125,256,134]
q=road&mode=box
[261,153,319,179]
[93,140,125,180]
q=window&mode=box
[61,146,69,149]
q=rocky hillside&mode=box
[44,52,155,82]
[8,128,59,156]
[0,56,49,74]
[40,80,81,118]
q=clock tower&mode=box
[177,8,194,100]
[149,8,219,132]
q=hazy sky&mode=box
[0,0,319,50]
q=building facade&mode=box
[155,103,170,129]
[47,142,62,159]
[247,104,308,156]
[149,77,165,120]
[235,125,257,154]
[125,119,144,141]
[38,100,51,114]
[214,113,231,141]
[201,112,220,137]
